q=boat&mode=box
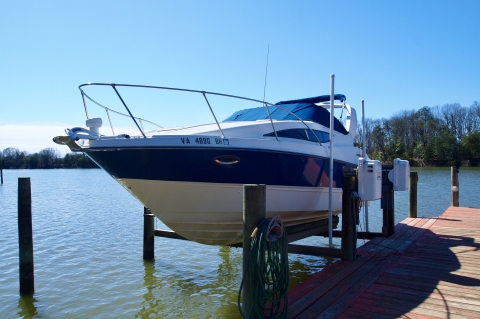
[54,83,362,245]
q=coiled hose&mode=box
[238,215,289,318]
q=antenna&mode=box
[262,44,270,103]
[262,45,278,140]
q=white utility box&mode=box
[358,157,382,201]
[388,158,410,191]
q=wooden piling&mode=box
[143,207,155,260]
[242,184,266,318]
[409,172,418,218]
[1,157,3,184]
[18,177,34,294]
[381,165,395,237]
[451,166,459,207]
[341,168,358,261]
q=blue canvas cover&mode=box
[223,95,348,135]
[275,94,346,105]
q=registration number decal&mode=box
[195,137,210,144]
[180,137,229,145]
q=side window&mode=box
[306,130,330,143]
[264,129,330,143]
[264,129,308,141]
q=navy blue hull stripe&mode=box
[85,147,354,188]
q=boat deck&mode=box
[287,206,480,318]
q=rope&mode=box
[238,215,289,319]
[82,91,163,129]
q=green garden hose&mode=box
[238,215,289,318]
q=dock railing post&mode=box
[451,166,459,207]
[143,207,155,260]
[381,165,395,237]
[18,177,34,294]
[242,184,266,318]
[341,168,358,261]
[409,172,418,218]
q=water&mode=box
[1,168,479,318]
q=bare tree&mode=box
[465,101,480,133]
[355,117,376,155]
[441,103,467,141]
[1,147,26,168]
[39,148,61,168]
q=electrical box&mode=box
[388,158,410,191]
[358,158,382,201]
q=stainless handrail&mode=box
[78,82,337,144]
[81,90,162,135]
[111,84,146,138]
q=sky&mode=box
[1,1,479,154]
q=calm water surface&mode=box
[1,168,479,318]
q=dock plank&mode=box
[287,206,480,318]
[365,283,480,308]
[288,217,427,318]
[288,260,349,304]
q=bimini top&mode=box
[223,94,348,135]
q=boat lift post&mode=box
[18,177,34,294]
[1,155,3,184]
[143,207,155,260]
[328,74,335,248]
[362,100,369,232]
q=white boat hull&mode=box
[117,179,342,245]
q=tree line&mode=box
[0,147,98,169]
[2,100,479,169]
[356,101,480,166]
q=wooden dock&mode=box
[287,206,480,318]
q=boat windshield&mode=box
[223,102,348,135]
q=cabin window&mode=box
[264,129,330,143]
[264,129,308,141]
[306,130,330,143]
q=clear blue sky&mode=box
[1,1,479,153]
